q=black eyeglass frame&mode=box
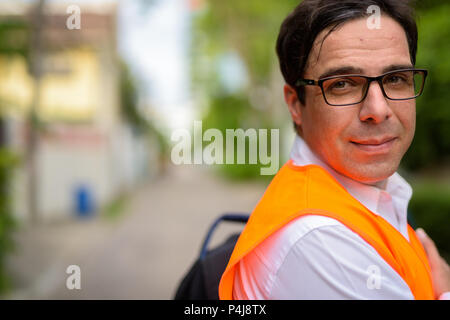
[295,68,428,107]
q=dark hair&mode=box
[276,0,418,132]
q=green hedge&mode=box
[0,148,18,294]
[409,181,450,263]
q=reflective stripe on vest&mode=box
[219,160,435,300]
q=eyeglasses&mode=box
[295,68,428,107]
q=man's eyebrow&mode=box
[382,64,414,73]
[318,66,363,79]
[317,64,415,79]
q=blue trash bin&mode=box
[74,185,95,218]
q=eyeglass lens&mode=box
[321,70,425,106]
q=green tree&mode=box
[0,18,29,295]
[192,1,298,179]
[405,4,450,263]
[119,60,148,131]
[119,60,169,166]
[0,150,18,293]
[402,4,450,170]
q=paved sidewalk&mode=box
[4,164,268,299]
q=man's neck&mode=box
[367,179,388,191]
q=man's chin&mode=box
[340,163,399,189]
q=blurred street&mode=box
[4,164,267,299]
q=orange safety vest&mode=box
[219,160,435,300]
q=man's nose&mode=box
[359,81,393,124]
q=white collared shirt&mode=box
[233,135,448,300]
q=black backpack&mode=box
[174,213,249,300]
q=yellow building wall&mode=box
[0,46,101,122]
[0,54,33,114]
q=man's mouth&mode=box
[350,137,397,153]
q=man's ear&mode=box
[284,84,303,127]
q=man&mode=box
[219,0,450,299]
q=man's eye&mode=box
[330,80,353,90]
[385,75,406,84]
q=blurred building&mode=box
[0,0,151,223]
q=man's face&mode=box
[286,16,416,186]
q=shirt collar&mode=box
[289,135,412,228]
